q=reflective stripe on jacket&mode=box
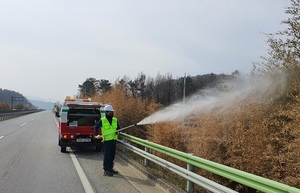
[101,117,118,141]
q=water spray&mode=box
[132,74,285,126]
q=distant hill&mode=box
[0,88,55,110]
[0,88,36,110]
[29,100,55,110]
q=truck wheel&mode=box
[95,146,102,152]
[58,136,62,146]
[61,146,67,153]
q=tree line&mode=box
[78,72,236,106]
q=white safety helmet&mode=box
[104,104,114,112]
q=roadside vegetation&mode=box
[77,1,300,192]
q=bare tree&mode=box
[137,72,146,99]
[116,76,131,98]
[265,0,300,66]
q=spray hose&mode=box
[95,123,137,139]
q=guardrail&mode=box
[0,110,44,121]
[119,133,300,193]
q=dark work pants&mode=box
[103,140,116,171]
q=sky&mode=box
[0,0,290,103]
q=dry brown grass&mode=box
[146,96,300,191]
[91,68,300,192]
[0,103,11,110]
[146,72,300,191]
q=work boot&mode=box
[104,170,113,177]
[110,168,118,175]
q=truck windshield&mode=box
[67,108,100,126]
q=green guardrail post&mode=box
[121,138,127,154]
[187,153,194,193]
[144,142,150,166]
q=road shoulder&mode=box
[115,153,185,193]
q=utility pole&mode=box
[183,73,186,104]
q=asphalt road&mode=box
[0,111,163,193]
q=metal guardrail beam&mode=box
[120,133,300,193]
[119,140,237,193]
[0,110,43,121]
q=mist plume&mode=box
[137,73,286,125]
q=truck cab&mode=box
[58,98,104,153]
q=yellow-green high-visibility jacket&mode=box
[101,117,118,141]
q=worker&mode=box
[94,104,120,177]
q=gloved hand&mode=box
[95,135,102,139]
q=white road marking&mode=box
[70,152,95,193]
[0,136,4,139]
[53,114,94,193]
[20,123,27,127]
[53,115,59,127]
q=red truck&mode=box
[58,98,104,153]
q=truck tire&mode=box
[61,146,67,153]
[95,146,102,152]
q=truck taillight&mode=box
[63,135,68,139]
[70,135,74,139]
